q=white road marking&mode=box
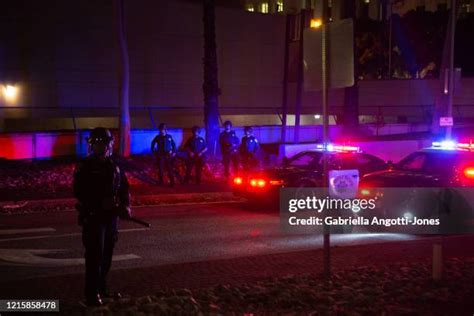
[0,228,56,235]
[0,248,140,267]
[0,228,149,243]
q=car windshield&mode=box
[396,152,428,171]
[287,152,323,168]
[396,151,474,175]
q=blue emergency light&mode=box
[316,143,360,152]
[431,140,474,151]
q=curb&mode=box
[0,192,242,215]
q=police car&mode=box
[232,144,388,203]
[361,141,474,188]
[359,141,474,232]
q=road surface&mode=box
[0,202,418,282]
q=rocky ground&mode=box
[69,258,474,315]
[0,155,229,201]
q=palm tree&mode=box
[202,0,221,156]
[114,0,131,157]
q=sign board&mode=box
[328,169,359,199]
[303,18,354,91]
[440,117,453,127]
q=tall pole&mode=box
[446,0,456,139]
[203,0,221,156]
[294,11,306,144]
[322,0,330,280]
[115,0,131,157]
[388,2,392,78]
[280,14,291,146]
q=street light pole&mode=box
[388,1,393,78]
[322,0,330,280]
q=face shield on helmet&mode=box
[87,128,114,157]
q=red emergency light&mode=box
[316,143,360,153]
[463,167,474,179]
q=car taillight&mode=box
[250,178,267,188]
[233,177,243,185]
[463,167,474,179]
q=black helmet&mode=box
[87,127,114,144]
[158,123,167,130]
[223,120,232,127]
[192,125,200,133]
[244,126,253,133]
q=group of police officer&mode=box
[74,123,259,306]
[150,120,260,186]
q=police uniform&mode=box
[240,135,260,172]
[184,135,207,184]
[73,152,130,305]
[219,130,239,178]
[151,134,177,186]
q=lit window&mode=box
[261,2,269,13]
[277,0,284,12]
[310,18,322,28]
[246,4,254,11]
[2,84,19,104]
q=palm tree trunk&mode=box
[115,0,131,157]
[203,0,221,156]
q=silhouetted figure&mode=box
[184,126,208,184]
[240,126,260,173]
[74,127,131,306]
[219,120,239,179]
[151,123,177,187]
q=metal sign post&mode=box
[446,0,456,139]
[303,2,354,281]
[321,0,331,280]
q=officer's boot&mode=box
[86,293,103,307]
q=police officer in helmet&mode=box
[151,123,177,187]
[219,120,239,179]
[184,126,208,184]
[73,127,131,306]
[240,126,260,173]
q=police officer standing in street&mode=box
[219,120,240,179]
[151,123,177,187]
[73,127,131,306]
[240,126,260,173]
[184,126,208,184]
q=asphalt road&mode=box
[0,202,421,283]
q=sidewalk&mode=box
[1,234,473,314]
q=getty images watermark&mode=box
[280,188,474,234]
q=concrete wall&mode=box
[0,0,285,117]
[0,123,434,160]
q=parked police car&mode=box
[359,141,474,233]
[232,144,388,204]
